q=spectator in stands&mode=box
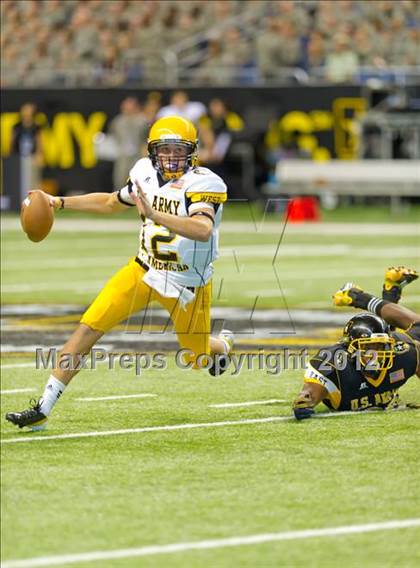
[352,23,375,66]
[176,7,206,36]
[256,17,302,79]
[26,43,56,87]
[277,20,302,67]
[132,12,161,52]
[275,0,309,32]
[143,91,162,123]
[199,98,244,164]
[221,27,252,69]
[160,3,180,48]
[48,25,74,61]
[324,33,359,83]
[389,15,418,65]
[306,31,326,71]
[403,28,420,66]
[11,102,43,187]
[201,98,244,136]
[109,96,149,189]
[256,17,283,80]
[71,5,98,61]
[94,46,124,86]
[157,90,206,124]
[43,0,67,27]
[1,45,25,86]
[193,38,228,85]
[207,0,235,26]
[2,0,419,87]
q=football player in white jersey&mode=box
[6,116,234,431]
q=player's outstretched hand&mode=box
[383,266,419,303]
[293,392,315,420]
[385,266,418,287]
[133,181,155,220]
[28,190,61,210]
[332,282,365,307]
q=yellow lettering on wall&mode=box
[333,98,366,160]
[279,111,313,133]
[276,110,332,161]
[1,111,107,169]
[69,112,106,168]
[309,110,333,130]
[40,113,74,169]
[0,113,20,155]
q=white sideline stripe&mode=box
[0,363,35,369]
[1,417,286,444]
[1,409,411,445]
[3,519,420,568]
[209,399,286,408]
[76,394,157,402]
[0,388,35,394]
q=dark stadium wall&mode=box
[1,86,362,195]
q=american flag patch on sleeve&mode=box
[389,369,405,383]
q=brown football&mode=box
[20,190,54,242]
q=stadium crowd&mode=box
[2,0,419,87]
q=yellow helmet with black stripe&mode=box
[148,116,198,180]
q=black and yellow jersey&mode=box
[304,327,419,412]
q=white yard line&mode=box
[2,258,124,270]
[2,409,415,445]
[76,394,157,402]
[2,218,418,235]
[209,399,286,408]
[1,281,105,293]
[3,519,419,568]
[1,416,286,444]
[0,363,35,369]
[0,388,35,394]
[219,245,419,258]
[5,261,419,294]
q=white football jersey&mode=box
[117,158,227,287]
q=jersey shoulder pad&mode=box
[184,168,227,204]
[308,358,335,378]
[394,322,420,344]
[305,348,340,392]
[393,340,411,355]
[309,345,342,376]
[129,157,152,182]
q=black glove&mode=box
[293,392,315,420]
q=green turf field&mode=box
[1,211,419,567]
[2,215,419,310]
[1,359,419,567]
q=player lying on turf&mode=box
[293,267,419,419]
[6,116,234,431]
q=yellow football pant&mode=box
[80,259,211,364]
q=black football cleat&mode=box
[5,399,48,431]
[208,354,231,377]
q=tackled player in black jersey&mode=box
[293,267,419,419]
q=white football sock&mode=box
[39,375,66,416]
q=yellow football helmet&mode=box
[148,116,198,180]
[343,314,395,377]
